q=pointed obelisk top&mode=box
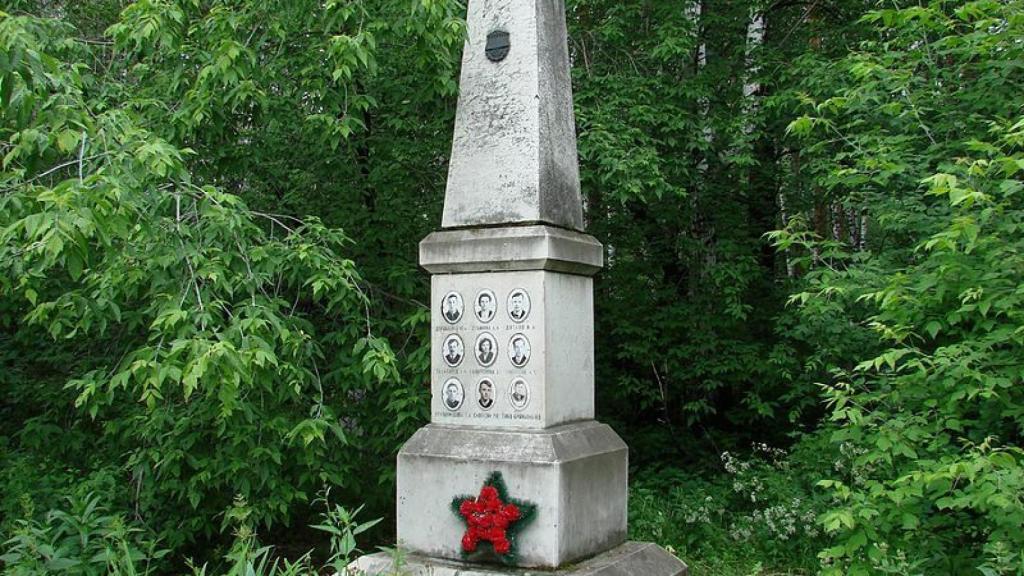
[442,0,583,231]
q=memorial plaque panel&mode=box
[430,270,594,429]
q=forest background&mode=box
[1,0,1023,574]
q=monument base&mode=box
[351,542,688,576]
[396,422,628,567]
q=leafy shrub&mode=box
[630,440,831,575]
[0,493,390,576]
[1,494,166,575]
[0,7,421,548]
[185,495,384,576]
[775,1,1024,573]
[0,1,464,553]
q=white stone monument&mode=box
[354,1,687,574]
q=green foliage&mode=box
[4,0,1024,574]
[0,494,390,576]
[184,496,383,576]
[773,1,1024,573]
[309,494,382,573]
[1,494,166,575]
[568,0,852,449]
[0,2,455,552]
[630,440,831,575]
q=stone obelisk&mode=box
[355,1,687,574]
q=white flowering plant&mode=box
[629,436,834,574]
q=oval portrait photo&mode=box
[441,291,464,324]
[475,332,498,368]
[442,378,465,411]
[507,288,531,323]
[474,289,497,324]
[508,333,531,368]
[477,378,496,411]
[442,334,465,368]
[509,378,530,411]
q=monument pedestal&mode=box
[354,542,688,576]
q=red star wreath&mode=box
[451,472,537,565]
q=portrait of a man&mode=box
[509,378,529,410]
[478,379,495,410]
[507,289,530,323]
[442,291,464,324]
[475,333,497,367]
[509,334,530,368]
[443,378,464,411]
[475,290,496,323]
[443,334,464,367]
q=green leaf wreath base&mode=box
[450,471,538,566]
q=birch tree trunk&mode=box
[686,0,711,169]
[686,0,717,282]
[743,6,766,134]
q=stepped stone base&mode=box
[351,542,688,576]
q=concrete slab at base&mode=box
[350,542,688,576]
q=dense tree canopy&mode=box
[1,0,1022,575]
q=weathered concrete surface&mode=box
[396,422,628,568]
[430,271,594,429]
[420,226,603,276]
[351,541,688,576]
[442,0,583,231]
